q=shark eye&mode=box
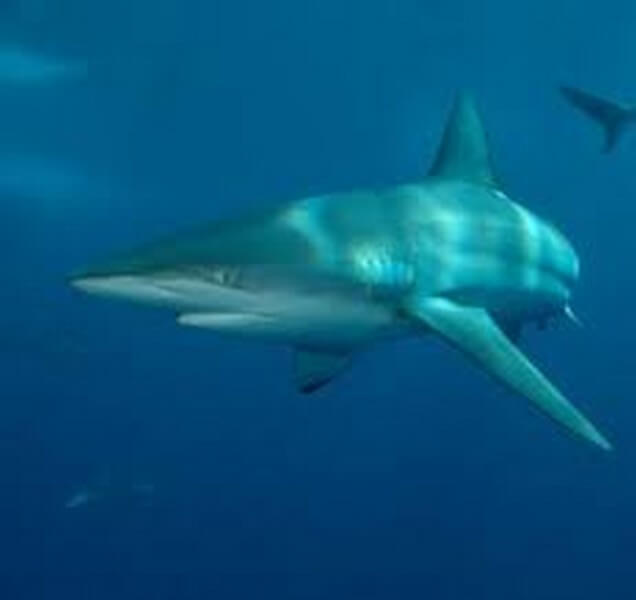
[209,267,237,286]
[213,269,227,285]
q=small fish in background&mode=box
[560,85,636,152]
[64,489,97,510]
[0,43,87,86]
[64,471,155,510]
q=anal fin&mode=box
[405,297,611,451]
[293,348,351,394]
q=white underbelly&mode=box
[178,288,406,348]
[74,274,406,348]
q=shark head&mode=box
[71,213,314,309]
[70,213,406,348]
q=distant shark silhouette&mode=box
[65,471,155,510]
[71,92,612,451]
[0,43,86,86]
[561,85,636,152]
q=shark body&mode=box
[72,94,611,451]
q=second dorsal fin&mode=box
[429,92,497,186]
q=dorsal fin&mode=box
[429,92,497,186]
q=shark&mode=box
[71,93,612,451]
[0,43,87,86]
[561,85,636,152]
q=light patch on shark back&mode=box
[281,196,339,266]
[509,201,579,291]
[349,242,415,296]
[509,201,542,267]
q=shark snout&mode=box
[69,272,180,306]
[69,274,121,295]
[69,262,125,293]
[68,267,252,314]
[68,251,161,298]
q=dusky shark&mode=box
[561,85,636,152]
[0,43,86,86]
[71,93,612,451]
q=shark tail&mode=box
[560,85,636,152]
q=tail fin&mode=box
[560,85,636,152]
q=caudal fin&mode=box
[560,85,636,152]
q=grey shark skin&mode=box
[71,93,612,451]
[561,85,636,152]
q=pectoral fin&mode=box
[405,297,611,451]
[293,348,351,394]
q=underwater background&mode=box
[1,1,635,598]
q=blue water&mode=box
[2,1,634,598]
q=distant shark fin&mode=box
[429,91,498,186]
[560,85,636,152]
[293,348,351,394]
[404,296,612,451]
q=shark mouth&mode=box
[70,272,251,312]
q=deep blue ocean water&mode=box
[2,1,635,598]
